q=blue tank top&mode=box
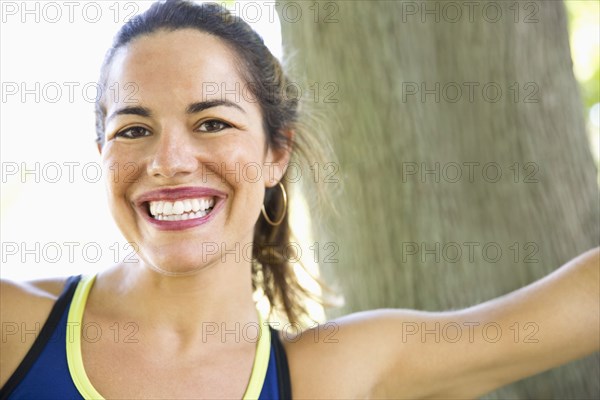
[0,275,292,399]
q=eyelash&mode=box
[195,119,232,133]
[115,126,151,139]
[114,119,232,139]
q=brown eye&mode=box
[116,126,151,139]
[197,120,231,133]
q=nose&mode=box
[147,126,199,179]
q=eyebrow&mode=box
[106,106,152,123]
[186,100,245,115]
[106,100,245,123]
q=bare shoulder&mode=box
[281,249,600,400]
[1,276,67,313]
[0,276,69,387]
[279,308,484,399]
[280,309,431,399]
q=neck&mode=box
[93,254,260,338]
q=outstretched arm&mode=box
[286,247,599,399]
[376,246,600,398]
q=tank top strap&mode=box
[1,275,294,399]
[270,326,292,399]
[0,275,82,400]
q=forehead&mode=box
[105,29,248,106]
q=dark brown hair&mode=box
[94,0,337,325]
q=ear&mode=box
[264,129,294,187]
[96,142,102,154]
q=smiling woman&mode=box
[0,1,599,399]
[93,1,330,323]
[1,1,329,398]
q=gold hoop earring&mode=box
[261,182,287,226]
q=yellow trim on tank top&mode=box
[66,273,271,400]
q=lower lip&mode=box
[140,198,225,231]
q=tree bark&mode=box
[278,1,599,398]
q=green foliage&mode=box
[565,1,600,110]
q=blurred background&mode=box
[565,1,599,172]
[1,1,598,398]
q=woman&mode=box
[1,1,598,399]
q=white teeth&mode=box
[157,209,209,221]
[162,202,173,215]
[173,201,184,215]
[147,197,216,218]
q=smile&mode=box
[135,187,227,231]
[148,197,215,221]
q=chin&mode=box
[137,243,224,276]
[143,256,214,276]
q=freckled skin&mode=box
[100,29,288,275]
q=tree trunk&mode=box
[278,1,599,398]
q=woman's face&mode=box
[99,29,289,275]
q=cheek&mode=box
[212,136,267,185]
[100,148,144,203]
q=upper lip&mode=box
[134,186,227,206]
